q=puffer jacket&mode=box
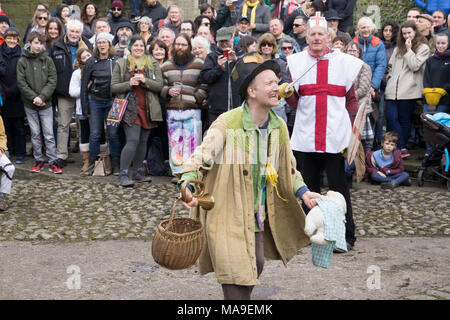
[81,55,119,115]
[385,43,430,101]
[423,50,450,106]
[16,48,57,111]
[414,0,450,15]
[354,34,386,90]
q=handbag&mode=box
[106,92,130,127]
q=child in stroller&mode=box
[417,112,450,190]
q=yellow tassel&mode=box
[266,162,287,201]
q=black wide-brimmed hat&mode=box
[231,52,281,99]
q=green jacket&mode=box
[16,48,57,110]
[110,56,164,125]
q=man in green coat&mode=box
[178,52,322,300]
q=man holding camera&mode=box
[200,27,242,128]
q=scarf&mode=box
[1,42,20,57]
[127,54,153,73]
[242,0,259,25]
[307,46,331,58]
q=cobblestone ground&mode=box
[1,163,449,300]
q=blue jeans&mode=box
[24,106,58,164]
[129,0,142,16]
[88,98,121,158]
[385,99,417,149]
[423,104,449,154]
[344,160,355,180]
[370,171,409,187]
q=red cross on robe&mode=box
[298,60,346,152]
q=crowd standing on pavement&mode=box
[0,0,447,201]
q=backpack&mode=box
[146,136,168,176]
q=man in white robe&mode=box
[283,13,363,251]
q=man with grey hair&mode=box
[283,13,362,252]
[50,18,93,168]
[162,4,182,36]
[157,27,175,49]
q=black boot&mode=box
[111,157,120,176]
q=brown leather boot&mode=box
[81,154,95,176]
[81,152,90,172]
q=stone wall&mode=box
[1,0,221,41]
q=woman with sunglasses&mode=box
[26,10,50,42]
[257,33,289,122]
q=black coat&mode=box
[81,55,118,115]
[423,50,450,106]
[0,43,25,118]
[328,0,356,32]
[141,1,167,32]
[200,47,241,114]
[49,36,93,97]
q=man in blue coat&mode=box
[414,0,450,15]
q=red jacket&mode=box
[365,149,404,176]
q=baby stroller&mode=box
[417,112,450,190]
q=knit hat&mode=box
[111,0,124,10]
[96,32,114,44]
[4,27,20,38]
[0,15,10,26]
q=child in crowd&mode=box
[0,115,15,211]
[366,131,411,189]
[16,31,61,174]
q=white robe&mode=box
[287,49,363,153]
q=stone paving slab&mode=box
[0,237,448,300]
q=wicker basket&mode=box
[152,199,204,270]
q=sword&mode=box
[285,56,325,93]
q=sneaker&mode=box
[31,161,45,172]
[49,163,63,174]
[118,170,135,187]
[56,158,67,168]
[15,157,25,164]
[133,168,152,183]
[401,178,412,187]
[380,181,396,189]
[400,149,410,158]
